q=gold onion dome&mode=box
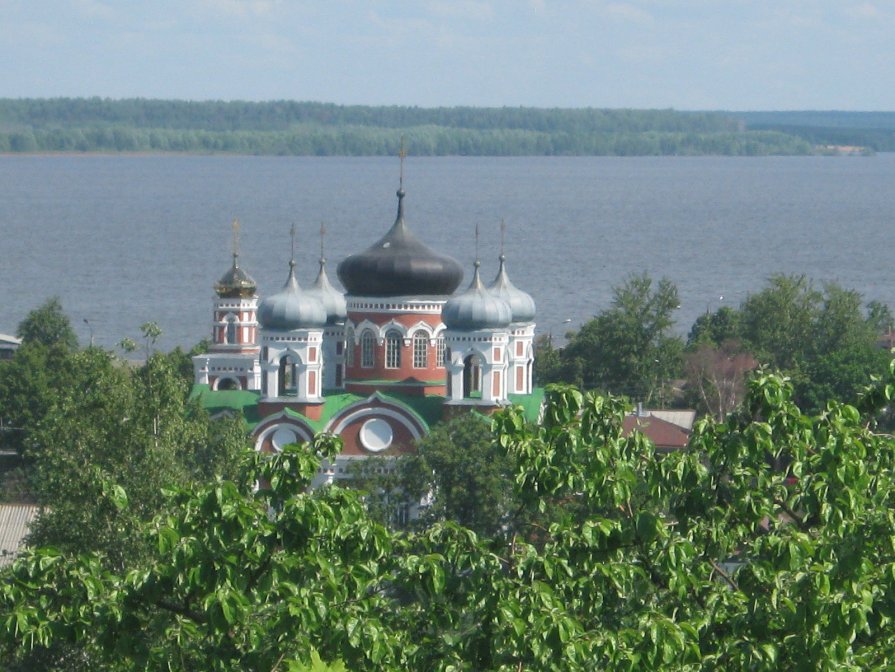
[215,253,257,298]
[258,261,327,330]
[442,261,512,330]
[489,254,536,323]
[337,188,464,297]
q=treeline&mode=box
[536,273,894,420]
[733,111,895,152]
[0,124,813,156]
[0,98,814,156]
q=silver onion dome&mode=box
[489,254,536,323]
[258,262,327,330]
[306,257,347,325]
[442,261,512,330]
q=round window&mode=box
[271,426,298,452]
[359,418,393,453]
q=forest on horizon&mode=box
[2,98,893,156]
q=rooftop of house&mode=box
[0,504,39,567]
[623,411,693,452]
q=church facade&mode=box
[191,184,541,483]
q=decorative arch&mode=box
[351,319,379,342]
[253,414,315,452]
[407,321,436,339]
[463,353,484,399]
[213,375,242,391]
[327,393,428,442]
[278,351,303,395]
[379,319,409,340]
[450,344,489,368]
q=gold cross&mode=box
[231,218,240,257]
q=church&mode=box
[191,178,542,484]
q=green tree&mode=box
[351,414,519,540]
[867,299,894,334]
[560,273,683,403]
[6,372,895,668]
[15,297,78,350]
[26,348,248,566]
[532,332,564,386]
[737,275,888,412]
[0,343,70,457]
[686,305,740,348]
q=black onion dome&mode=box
[337,189,463,297]
[489,255,536,323]
[442,262,512,330]
[306,258,347,325]
[258,262,327,330]
[215,253,256,298]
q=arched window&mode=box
[463,354,483,398]
[225,314,237,344]
[436,336,446,368]
[217,377,240,391]
[278,354,299,396]
[412,332,428,368]
[361,330,375,368]
[385,330,402,369]
[346,328,355,367]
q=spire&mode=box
[499,218,506,262]
[489,220,536,324]
[471,259,485,290]
[289,223,297,275]
[314,222,332,286]
[395,137,407,225]
[308,221,348,325]
[231,218,241,267]
[319,222,326,266]
[475,222,480,263]
[215,218,256,298]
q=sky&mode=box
[2,0,894,110]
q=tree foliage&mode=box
[544,273,683,404]
[354,413,518,539]
[736,275,889,412]
[14,297,77,351]
[25,347,249,566]
[6,366,895,669]
[0,98,816,156]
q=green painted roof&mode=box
[189,384,544,432]
[191,385,263,426]
[508,388,545,423]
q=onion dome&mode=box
[306,258,347,325]
[442,261,512,330]
[215,253,256,298]
[258,261,327,330]
[489,254,536,323]
[337,189,464,297]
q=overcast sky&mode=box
[3,0,893,110]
